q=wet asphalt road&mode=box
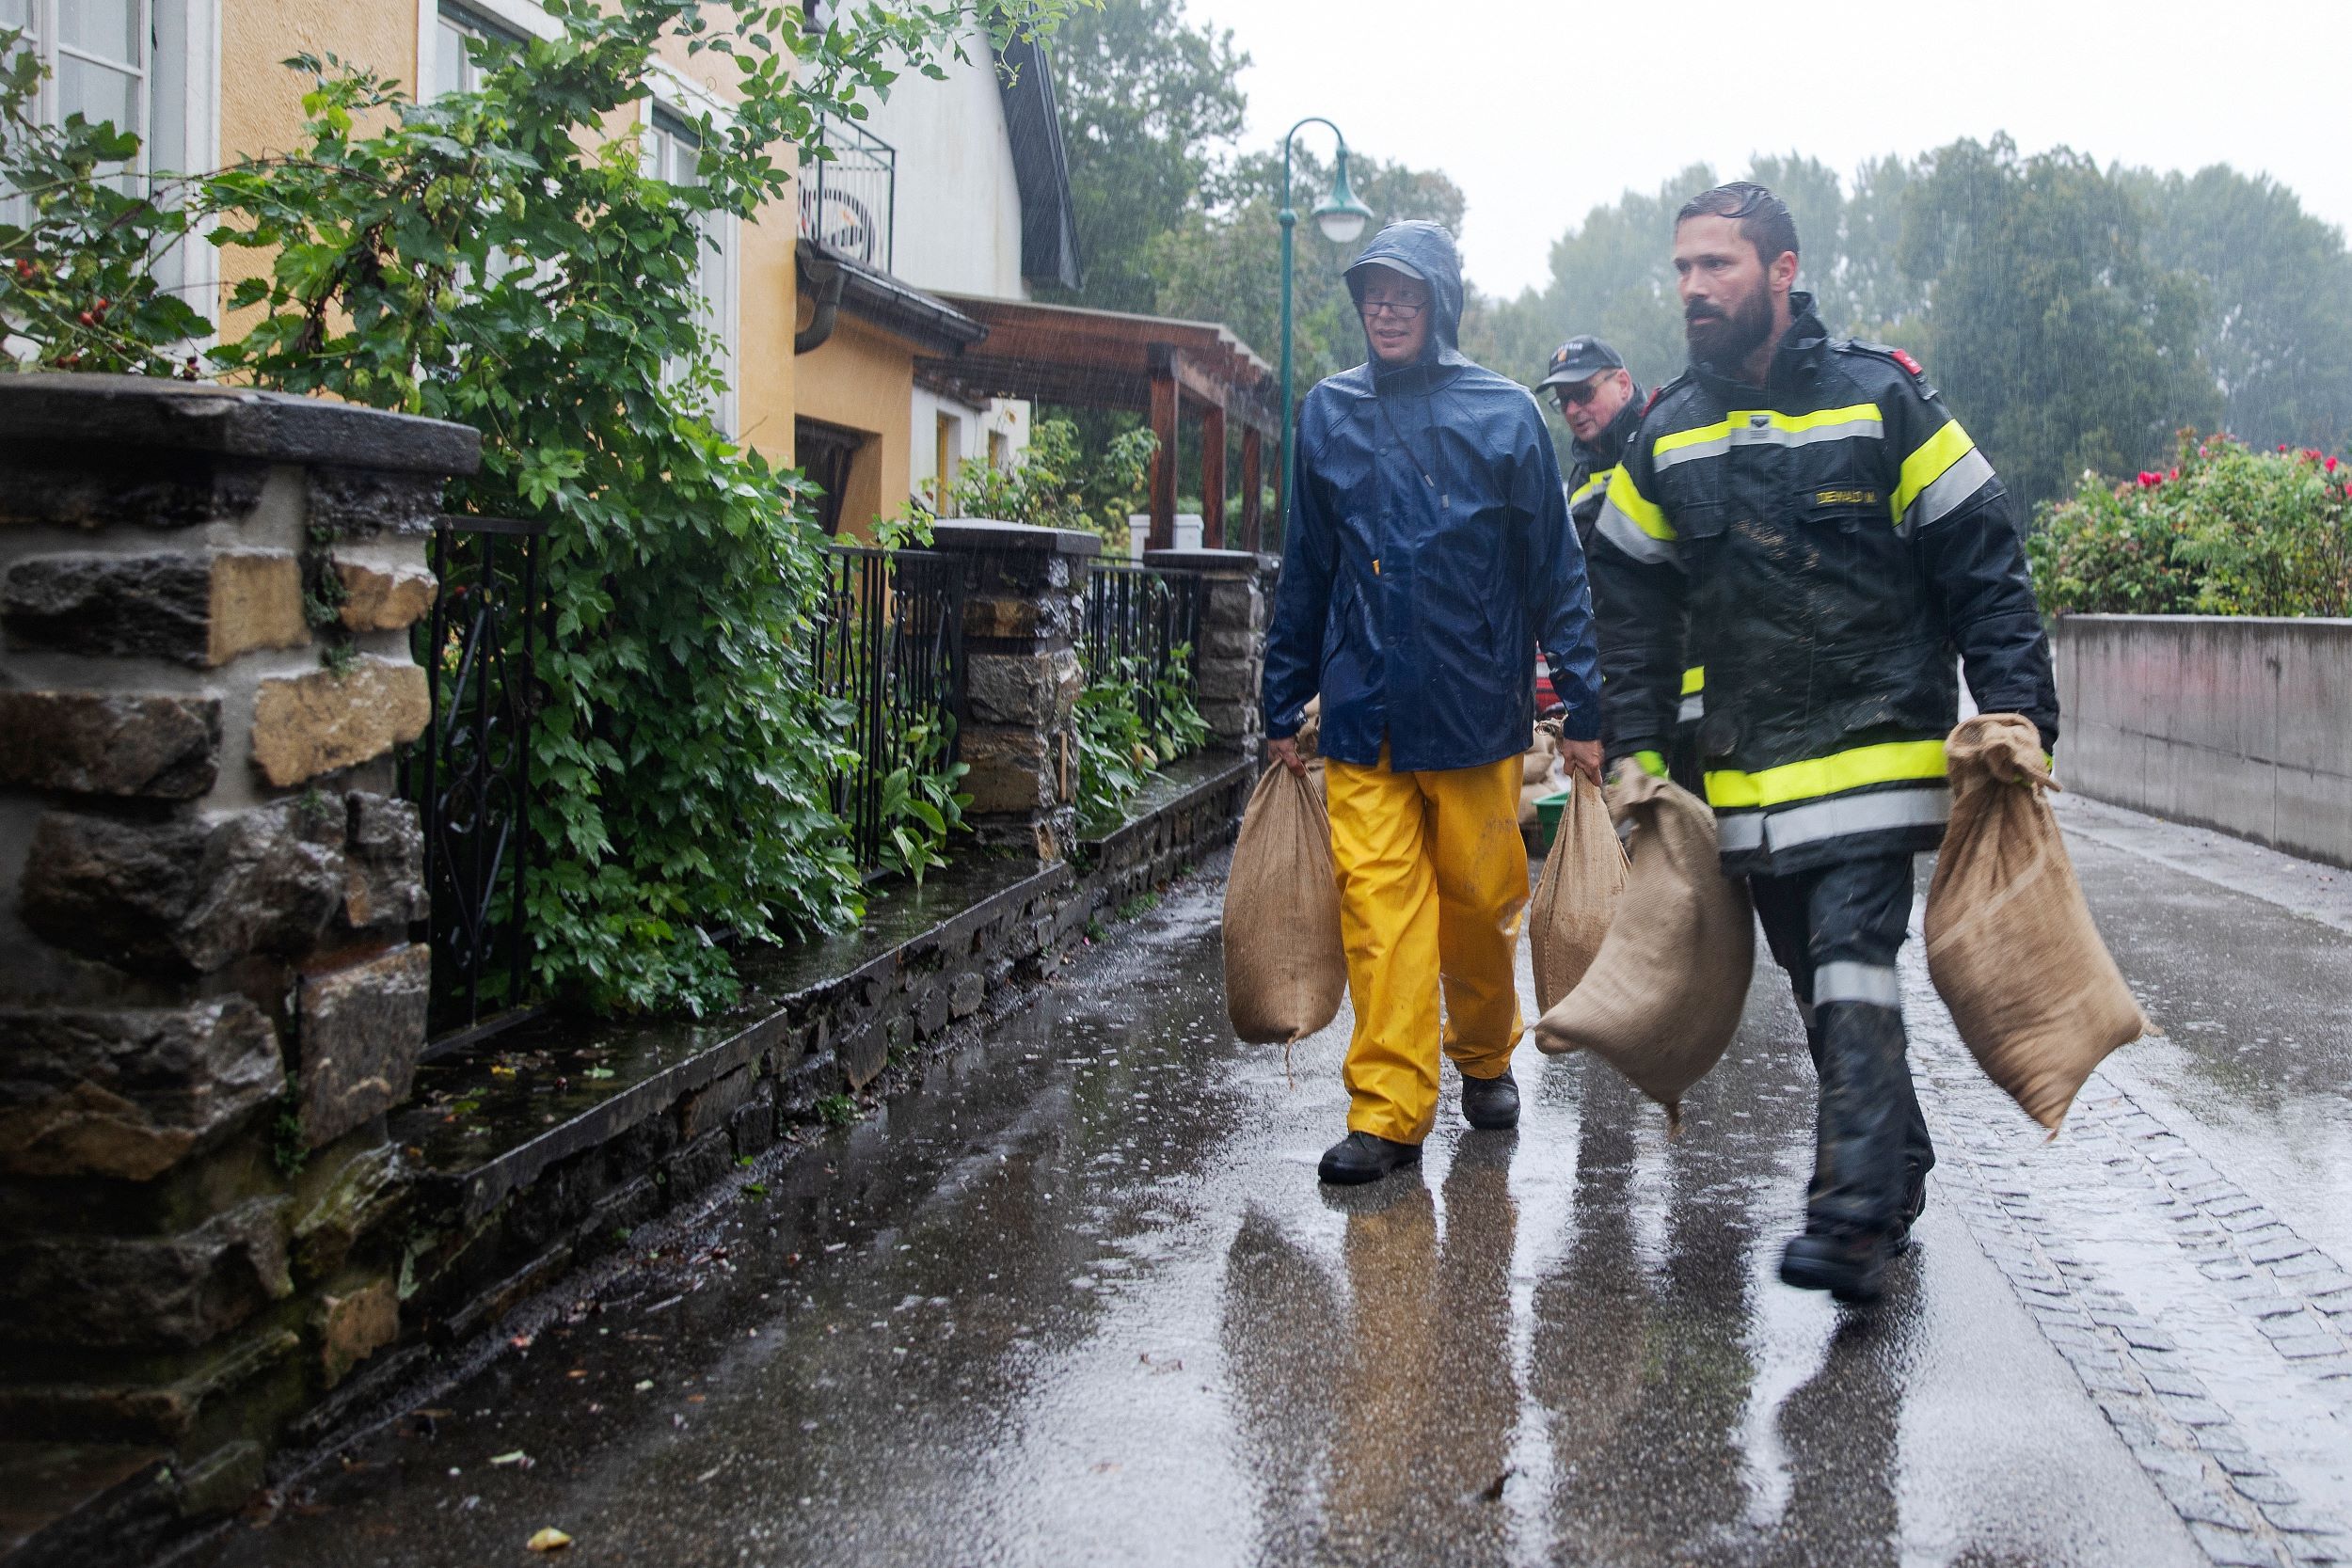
[198,796,2351,1568]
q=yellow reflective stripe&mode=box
[1704,739,1949,809]
[1893,418,1977,521]
[1680,665,1705,696]
[1605,465,1674,541]
[1570,467,1613,505]
[1652,404,1882,455]
[1633,750,1667,779]
[1653,417,1734,458]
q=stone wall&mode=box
[1145,546,1277,759]
[0,376,476,1531]
[930,521,1098,861]
[2053,614,2352,868]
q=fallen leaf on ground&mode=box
[526,1527,572,1552]
[488,1450,528,1467]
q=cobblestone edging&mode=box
[1899,948,2352,1568]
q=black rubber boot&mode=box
[1888,1163,1929,1256]
[1459,1068,1520,1131]
[1779,1226,1892,1303]
[1318,1131,1422,1185]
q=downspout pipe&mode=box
[795,250,847,355]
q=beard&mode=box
[1685,284,1775,372]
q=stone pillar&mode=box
[929,521,1099,862]
[1146,546,1277,758]
[0,375,476,1525]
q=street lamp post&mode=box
[1277,117,1373,547]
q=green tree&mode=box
[1150,145,1468,398]
[1043,0,1246,312]
[1900,135,2217,507]
[2121,164,2352,453]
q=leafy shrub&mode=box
[936,416,1156,542]
[872,709,969,884]
[2028,432,2352,618]
[1073,644,1208,836]
[6,0,1083,1018]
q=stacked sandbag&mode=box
[1295,696,1323,761]
[1528,774,1628,1011]
[1518,724,1563,825]
[1925,714,2153,1132]
[1223,762,1347,1044]
[1534,762,1753,1128]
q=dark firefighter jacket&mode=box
[1564,390,1645,550]
[1263,220,1602,769]
[1589,293,2058,877]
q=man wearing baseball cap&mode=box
[1538,336,1643,550]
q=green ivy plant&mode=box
[0,29,206,373]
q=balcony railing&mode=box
[799,117,897,273]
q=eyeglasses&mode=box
[1359,296,1427,321]
[1554,378,1611,408]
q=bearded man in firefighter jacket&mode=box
[1587,182,2058,1302]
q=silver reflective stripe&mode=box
[1652,415,1884,472]
[1815,960,1902,1008]
[1596,499,1678,567]
[1651,435,1730,472]
[1904,447,1996,533]
[1715,810,1765,852]
[1764,785,1950,851]
[1677,693,1705,724]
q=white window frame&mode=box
[640,82,739,436]
[414,0,556,102]
[4,0,220,330]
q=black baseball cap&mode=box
[1538,336,1627,390]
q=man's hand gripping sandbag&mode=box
[1925,714,2152,1132]
[1534,761,1753,1127]
[1222,762,1346,1044]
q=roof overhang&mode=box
[800,239,988,356]
[995,35,1082,293]
[919,293,1278,436]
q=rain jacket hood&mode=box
[1344,221,1470,386]
[1263,224,1603,771]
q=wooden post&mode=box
[1147,346,1180,551]
[1198,402,1227,548]
[1239,425,1263,553]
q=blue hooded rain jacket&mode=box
[1261,221,1602,772]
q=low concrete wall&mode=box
[2052,615,2352,868]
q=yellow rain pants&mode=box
[1323,746,1529,1145]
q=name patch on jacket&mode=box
[1813,487,1881,508]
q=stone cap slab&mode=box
[930,520,1102,559]
[1143,548,1277,574]
[0,374,481,478]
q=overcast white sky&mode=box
[1182,0,2352,299]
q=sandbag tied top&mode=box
[1534,761,1754,1129]
[1222,763,1347,1045]
[1926,713,2153,1132]
[1529,772,1628,1012]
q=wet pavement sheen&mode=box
[200,798,2349,1568]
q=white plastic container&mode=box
[1173,513,1204,552]
[1126,515,1151,560]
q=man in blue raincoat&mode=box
[1261,221,1605,1185]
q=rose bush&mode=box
[2028,432,2352,618]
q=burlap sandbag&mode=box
[1529,774,1629,1011]
[1223,762,1346,1044]
[1534,763,1753,1127]
[1522,728,1558,785]
[1925,714,2152,1131]
[1517,782,1548,827]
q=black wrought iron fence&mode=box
[401,515,545,1049]
[811,546,967,875]
[1085,562,1204,750]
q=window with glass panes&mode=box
[646,103,734,427]
[4,0,210,315]
[433,0,526,98]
